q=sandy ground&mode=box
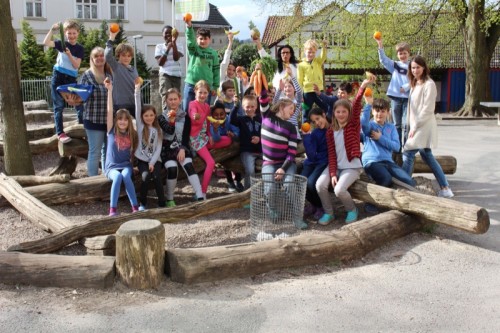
[1,119,499,332]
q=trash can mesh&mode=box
[250,173,307,241]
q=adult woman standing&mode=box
[402,55,453,198]
[254,39,298,90]
[79,46,112,176]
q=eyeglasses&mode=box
[281,51,290,55]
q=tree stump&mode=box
[115,219,165,289]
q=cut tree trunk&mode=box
[0,173,73,232]
[49,156,77,176]
[116,219,165,289]
[349,180,489,234]
[0,251,115,289]
[10,174,70,186]
[8,189,250,254]
[167,211,421,284]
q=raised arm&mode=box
[105,78,114,132]
[43,22,59,48]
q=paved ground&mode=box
[1,119,499,332]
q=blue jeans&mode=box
[241,152,261,189]
[389,96,408,148]
[106,167,138,208]
[262,163,299,216]
[301,162,328,208]
[403,148,449,188]
[365,160,415,187]
[51,70,83,135]
[85,128,107,176]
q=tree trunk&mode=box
[58,138,88,159]
[0,0,34,175]
[0,252,115,289]
[116,219,165,289]
[49,156,78,176]
[0,173,74,232]
[167,211,421,284]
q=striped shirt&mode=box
[79,69,109,131]
[261,110,298,171]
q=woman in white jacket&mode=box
[402,55,453,198]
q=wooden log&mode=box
[23,100,49,110]
[58,138,88,159]
[0,173,73,232]
[10,174,70,186]
[8,189,250,254]
[116,219,165,289]
[0,252,115,289]
[413,155,456,175]
[81,235,116,256]
[49,156,77,176]
[349,180,489,234]
[167,211,422,284]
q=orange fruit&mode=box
[373,31,382,40]
[168,111,177,118]
[364,87,373,97]
[110,23,120,33]
[184,13,192,22]
[301,122,311,132]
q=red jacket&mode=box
[326,87,364,177]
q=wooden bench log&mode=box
[8,189,250,254]
[0,173,73,232]
[23,100,48,110]
[10,174,70,186]
[0,252,115,289]
[349,180,489,234]
[116,219,165,289]
[167,210,421,284]
[58,138,88,159]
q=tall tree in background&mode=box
[0,0,34,175]
[19,20,48,79]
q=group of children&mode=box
[46,18,454,221]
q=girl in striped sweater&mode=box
[260,95,307,230]
[316,77,374,224]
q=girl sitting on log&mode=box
[134,78,165,210]
[158,88,204,205]
[104,78,139,216]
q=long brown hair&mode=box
[408,55,431,88]
[140,105,162,144]
[114,109,138,153]
[331,99,352,131]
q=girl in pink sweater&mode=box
[188,80,214,199]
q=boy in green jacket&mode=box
[182,16,220,112]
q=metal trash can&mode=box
[250,173,307,241]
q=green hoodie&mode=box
[185,26,220,90]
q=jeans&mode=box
[51,70,83,134]
[241,152,261,189]
[403,148,449,188]
[389,96,408,148]
[301,162,328,208]
[106,167,138,208]
[85,128,107,176]
[262,163,301,221]
[365,160,415,187]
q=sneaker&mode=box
[109,207,118,216]
[364,203,379,214]
[227,182,237,193]
[345,208,359,224]
[303,203,316,218]
[256,231,273,241]
[318,213,335,225]
[438,188,454,198]
[235,182,244,193]
[313,207,325,220]
[294,219,308,230]
[58,133,72,144]
[166,200,176,207]
[138,205,146,211]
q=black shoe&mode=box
[227,182,237,193]
[235,182,244,192]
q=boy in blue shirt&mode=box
[361,97,415,213]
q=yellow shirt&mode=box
[297,47,327,93]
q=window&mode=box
[110,0,126,20]
[26,0,43,18]
[76,0,98,19]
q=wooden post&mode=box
[115,219,165,289]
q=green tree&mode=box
[19,20,48,79]
[135,51,151,79]
[231,43,260,71]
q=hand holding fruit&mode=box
[183,13,192,26]
[167,110,177,121]
[301,122,311,133]
[110,23,120,33]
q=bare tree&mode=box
[0,0,34,175]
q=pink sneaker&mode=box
[58,133,72,143]
[109,207,118,216]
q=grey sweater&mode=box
[105,39,138,108]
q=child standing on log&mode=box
[402,55,453,198]
[134,79,165,210]
[158,88,204,205]
[316,77,374,224]
[104,79,139,216]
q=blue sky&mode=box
[209,0,277,39]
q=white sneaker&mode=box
[256,231,273,241]
[274,232,289,239]
[438,188,454,198]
